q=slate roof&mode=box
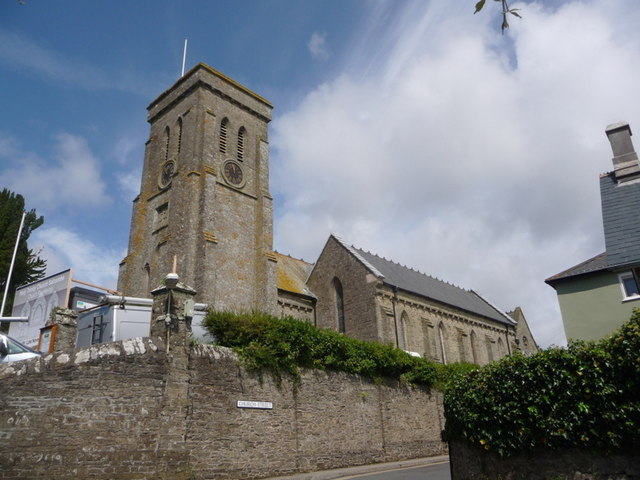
[274,252,316,298]
[600,172,640,269]
[332,236,514,326]
[545,252,608,285]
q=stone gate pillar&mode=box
[42,307,78,353]
[150,272,197,477]
[150,272,197,351]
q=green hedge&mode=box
[443,311,640,456]
[202,311,475,388]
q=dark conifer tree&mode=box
[0,189,46,319]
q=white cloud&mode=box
[31,227,122,291]
[112,135,139,166]
[112,134,143,199]
[0,134,19,157]
[272,0,640,347]
[0,133,111,212]
[308,32,329,60]
[117,171,142,200]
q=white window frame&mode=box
[618,272,640,302]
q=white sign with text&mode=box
[237,400,273,410]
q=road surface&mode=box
[332,460,450,480]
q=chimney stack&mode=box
[606,122,640,182]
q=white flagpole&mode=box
[181,38,188,77]
[1,210,26,317]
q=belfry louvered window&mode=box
[237,127,246,161]
[164,126,170,162]
[219,118,229,154]
[176,117,183,156]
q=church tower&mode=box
[118,63,278,313]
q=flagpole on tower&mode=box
[181,38,188,77]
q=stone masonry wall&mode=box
[307,236,516,366]
[308,236,381,343]
[0,338,168,479]
[277,290,315,323]
[0,339,446,480]
[376,287,515,366]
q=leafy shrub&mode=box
[443,311,640,456]
[434,361,479,391]
[203,310,452,387]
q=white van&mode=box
[0,333,41,363]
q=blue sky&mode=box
[3,0,640,347]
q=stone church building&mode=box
[118,63,538,365]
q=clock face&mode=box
[158,160,176,189]
[223,160,244,187]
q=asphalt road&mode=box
[267,456,451,480]
[332,460,450,480]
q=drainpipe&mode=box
[505,326,513,355]
[391,286,399,348]
[312,297,318,328]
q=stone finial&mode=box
[606,122,640,181]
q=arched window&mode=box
[456,330,466,363]
[219,118,229,154]
[237,127,246,161]
[399,311,409,350]
[163,126,170,162]
[470,330,479,364]
[423,322,431,359]
[438,322,447,365]
[497,337,505,359]
[176,117,183,156]
[333,277,345,333]
[485,336,494,363]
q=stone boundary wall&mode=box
[449,441,640,480]
[0,338,446,479]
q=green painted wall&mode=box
[555,271,640,341]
